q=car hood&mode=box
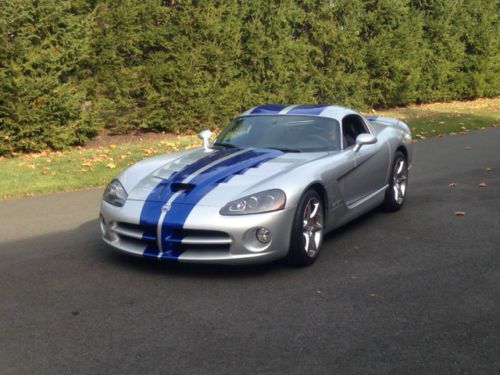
[126,147,328,206]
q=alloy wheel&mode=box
[302,197,323,257]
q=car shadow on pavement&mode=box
[324,208,380,239]
[0,207,385,280]
[98,209,385,278]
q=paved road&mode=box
[1,128,499,375]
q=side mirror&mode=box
[198,129,212,151]
[353,133,377,153]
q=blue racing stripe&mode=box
[365,115,378,121]
[139,148,241,257]
[250,104,287,115]
[287,104,329,116]
[158,148,283,260]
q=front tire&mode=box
[286,189,324,266]
[383,151,408,211]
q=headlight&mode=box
[220,189,286,215]
[103,179,128,207]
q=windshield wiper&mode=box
[266,147,301,153]
[212,142,238,148]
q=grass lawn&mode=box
[0,135,198,199]
[1,97,498,199]
[374,97,500,139]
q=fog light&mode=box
[256,227,271,243]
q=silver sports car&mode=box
[100,104,412,266]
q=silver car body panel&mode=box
[100,104,413,264]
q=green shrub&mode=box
[0,0,498,155]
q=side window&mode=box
[342,114,369,148]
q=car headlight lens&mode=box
[103,179,128,207]
[220,189,286,215]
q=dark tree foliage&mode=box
[0,0,98,155]
[0,0,498,155]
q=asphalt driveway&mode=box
[0,128,499,374]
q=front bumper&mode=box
[99,200,295,265]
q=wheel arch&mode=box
[396,145,408,161]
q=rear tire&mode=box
[383,151,408,211]
[286,189,324,267]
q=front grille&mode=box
[112,222,231,251]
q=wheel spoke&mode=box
[303,232,310,252]
[393,185,399,201]
[313,231,322,249]
[312,222,323,231]
[310,234,317,252]
[309,202,319,219]
[396,159,404,174]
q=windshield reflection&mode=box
[215,115,341,152]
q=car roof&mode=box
[239,104,358,120]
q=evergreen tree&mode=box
[0,0,498,155]
[297,0,368,107]
[0,0,97,154]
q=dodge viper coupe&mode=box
[100,104,413,266]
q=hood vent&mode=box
[171,182,196,192]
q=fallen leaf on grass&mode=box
[479,182,487,187]
[143,148,156,155]
[106,163,116,169]
[454,211,466,216]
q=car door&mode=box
[340,114,390,206]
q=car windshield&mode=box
[214,115,341,152]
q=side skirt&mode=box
[326,184,388,232]
[347,184,388,210]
